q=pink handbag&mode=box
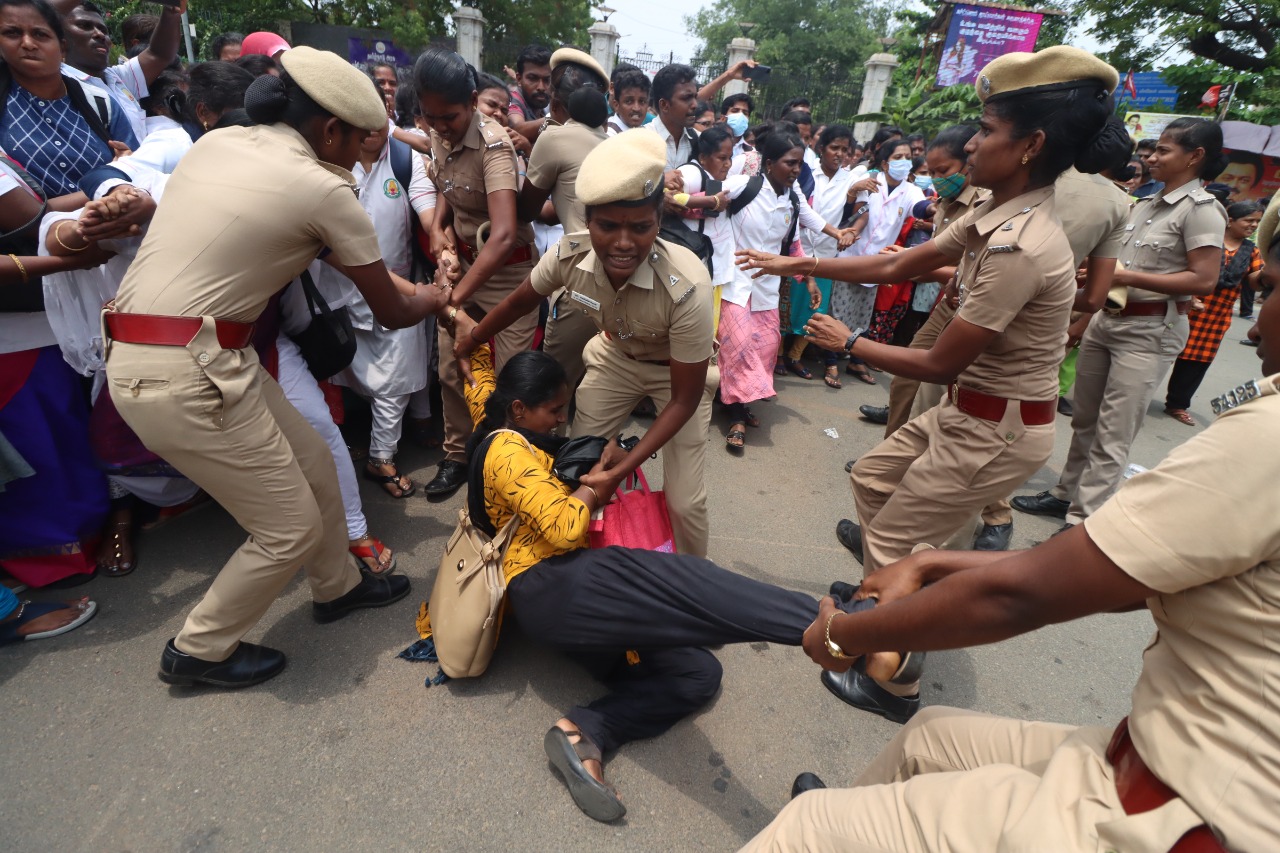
[589,468,677,553]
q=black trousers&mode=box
[1240,281,1256,317]
[1165,358,1212,411]
[506,546,820,754]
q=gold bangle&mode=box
[8,253,28,284]
[584,485,600,505]
[809,256,820,277]
[54,220,89,253]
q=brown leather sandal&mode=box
[544,726,626,822]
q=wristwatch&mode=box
[824,611,851,659]
[843,327,866,353]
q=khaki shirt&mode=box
[524,119,606,234]
[530,233,714,363]
[115,123,381,324]
[1119,178,1226,302]
[932,182,989,241]
[932,186,1076,401]
[1085,372,1280,853]
[1054,168,1131,266]
[428,111,534,248]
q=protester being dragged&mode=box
[453,130,718,558]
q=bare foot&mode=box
[3,597,93,637]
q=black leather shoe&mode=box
[844,459,857,474]
[858,404,889,425]
[835,519,864,565]
[158,639,286,688]
[821,668,919,724]
[314,573,411,624]
[973,522,1013,552]
[1056,397,1073,417]
[1010,491,1069,518]
[424,460,467,497]
[790,772,827,799]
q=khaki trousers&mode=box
[739,707,1198,853]
[570,334,717,558]
[438,262,538,462]
[883,301,1013,530]
[851,400,1054,574]
[105,322,359,661]
[1051,309,1188,525]
[542,288,600,393]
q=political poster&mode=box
[935,4,1044,89]
[1118,72,1179,110]
[1215,148,1280,204]
[1123,111,1199,143]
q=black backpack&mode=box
[729,174,802,255]
[658,160,719,275]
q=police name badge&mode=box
[1210,379,1262,415]
[570,291,601,311]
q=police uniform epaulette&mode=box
[554,232,592,260]
[479,120,506,150]
[649,243,702,305]
[987,205,1036,253]
[1190,187,1217,205]
[1209,374,1280,415]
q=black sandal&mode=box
[784,358,813,380]
[845,364,878,385]
[544,726,626,822]
[363,458,416,499]
[823,365,842,389]
[725,428,746,453]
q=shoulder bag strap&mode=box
[728,174,764,217]
[62,76,112,146]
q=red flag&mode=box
[1124,72,1138,100]
[1200,85,1222,108]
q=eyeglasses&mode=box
[693,119,715,129]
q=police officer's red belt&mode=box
[1107,717,1225,852]
[1115,300,1191,317]
[105,312,255,349]
[456,240,533,267]
[949,385,1056,425]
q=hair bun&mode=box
[243,73,288,124]
[1075,116,1131,175]
[567,87,608,128]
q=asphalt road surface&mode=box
[1,314,1263,852]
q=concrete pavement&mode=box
[1,314,1263,852]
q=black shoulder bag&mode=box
[287,269,357,380]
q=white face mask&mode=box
[887,159,912,182]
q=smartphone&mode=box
[743,64,771,83]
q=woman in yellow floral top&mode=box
[461,343,824,824]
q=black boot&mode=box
[790,772,827,799]
[835,519,864,565]
[313,573,411,624]
[858,404,889,425]
[158,639,286,688]
[821,667,920,724]
[973,522,1013,551]
[1010,491,1069,518]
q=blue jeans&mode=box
[0,584,19,620]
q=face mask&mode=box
[932,171,966,200]
[913,175,933,191]
[887,159,912,182]
[725,112,749,138]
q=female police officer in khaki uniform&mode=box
[415,48,540,497]
[738,47,1132,721]
[1014,118,1227,529]
[453,130,718,558]
[104,48,443,688]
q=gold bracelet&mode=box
[8,253,28,284]
[809,256,820,277]
[584,485,600,505]
[54,220,89,253]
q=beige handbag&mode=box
[427,430,529,678]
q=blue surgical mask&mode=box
[725,112,749,138]
[914,175,933,191]
[887,159,912,182]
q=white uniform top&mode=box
[649,119,694,170]
[123,115,192,174]
[839,171,925,285]
[62,58,148,142]
[328,138,432,398]
[803,164,866,258]
[724,175,827,310]
[676,163,736,286]
[803,147,819,171]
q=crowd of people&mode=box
[1,3,1276,849]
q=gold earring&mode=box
[202,121,208,130]
[326,138,333,145]
[1021,154,1029,165]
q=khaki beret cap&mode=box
[1259,194,1280,255]
[976,45,1119,104]
[279,46,388,132]
[577,129,666,206]
[550,47,607,85]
